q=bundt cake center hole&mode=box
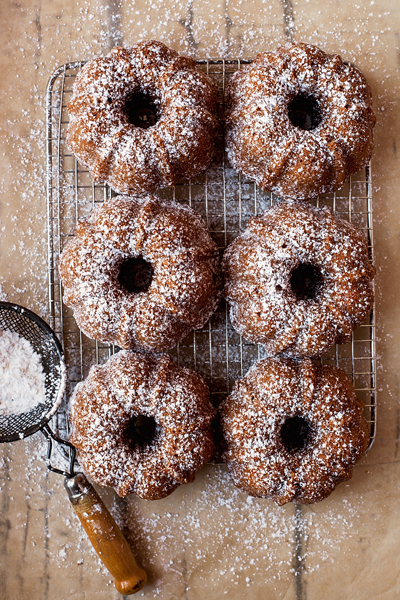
[288,94,322,130]
[118,256,154,294]
[280,416,311,453]
[123,415,157,449]
[124,93,159,128]
[290,263,323,301]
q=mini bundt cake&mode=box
[67,40,219,195]
[220,357,370,505]
[222,201,375,358]
[59,194,222,352]
[69,351,215,499]
[225,42,376,200]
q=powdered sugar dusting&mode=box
[59,194,222,353]
[223,201,375,358]
[220,357,369,505]
[0,329,46,416]
[69,350,215,499]
[67,40,219,195]
[225,42,376,200]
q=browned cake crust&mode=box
[59,194,222,352]
[225,42,376,200]
[222,202,375,358]
[67,40,219,195]
[69,351,216,499]
[220,357,370,505]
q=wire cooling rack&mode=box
[45,60,377,451]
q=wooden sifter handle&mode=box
[65,473,147,595]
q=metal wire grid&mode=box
[45,60,376,450]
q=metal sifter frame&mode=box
[45,59,377,453]
[0,301,66,443]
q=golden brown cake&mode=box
[220,357,370,505]
[222,202,375,358]
[225,42,376,200]
[69,351,215,499]
[59,194,222,353]
[67,40,219,195]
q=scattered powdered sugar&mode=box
[0,329,46,416]
[114,464,370,597]
[0,3,396,596]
